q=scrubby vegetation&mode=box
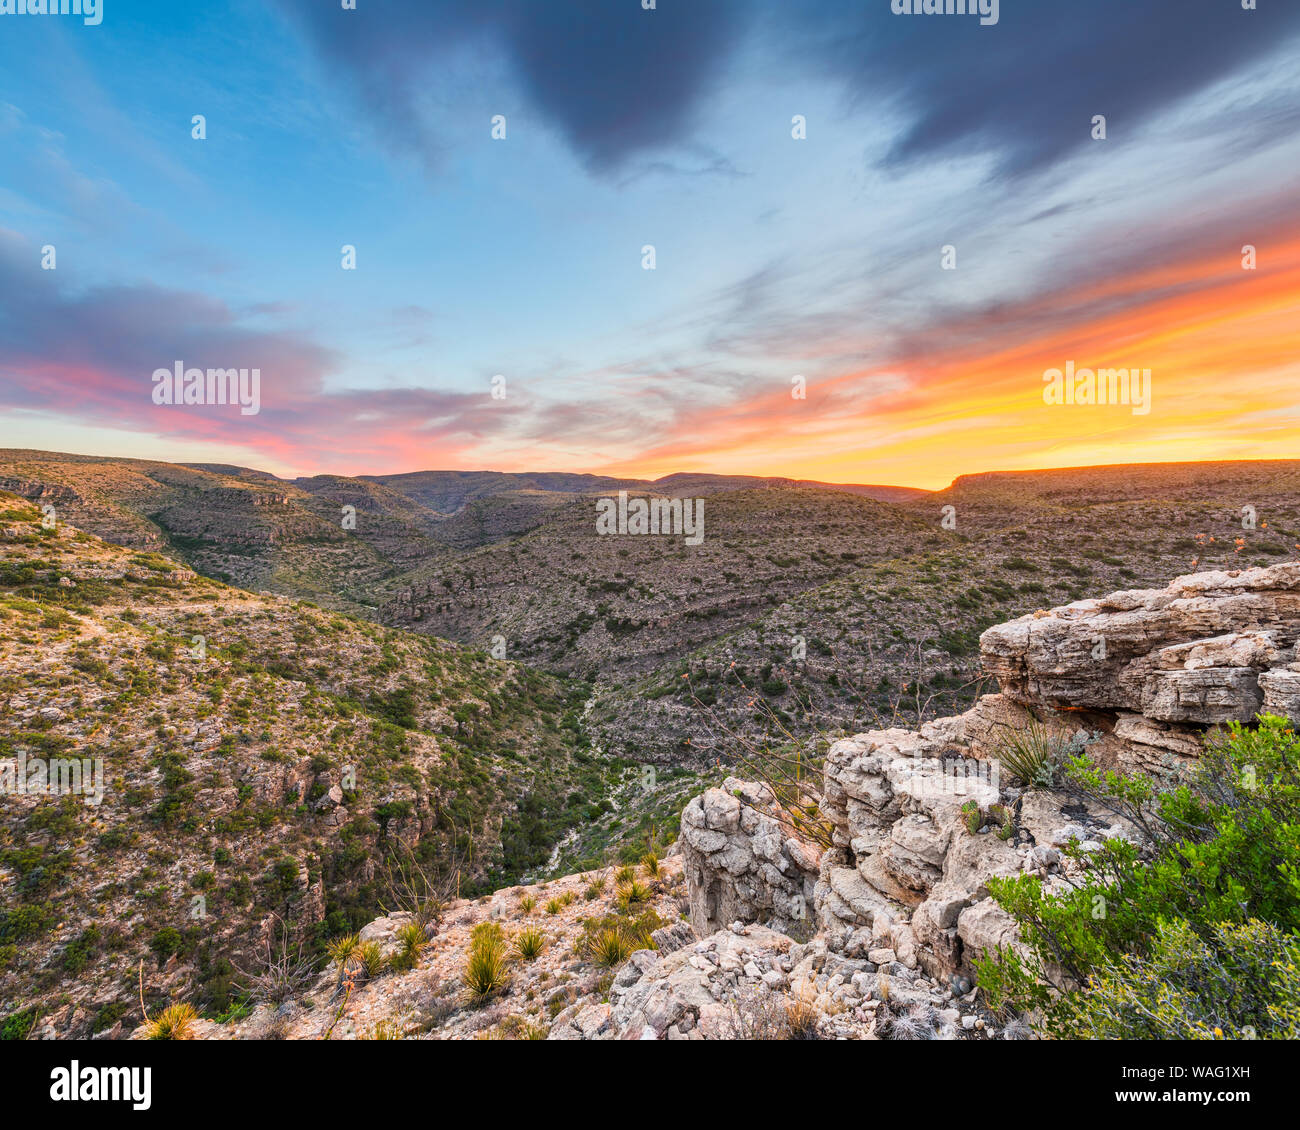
[977,716,1300,1039]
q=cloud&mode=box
[273,1,1300,186]
[0,231,661,472]
[773,0,1300,177]
[274,0,749,172]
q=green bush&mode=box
[976,716,1300,1038]
[1053,919,1300,1040]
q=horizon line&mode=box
[2,445,1298,496]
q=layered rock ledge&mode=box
[685,562,1300,1000]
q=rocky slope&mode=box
[175,559,1299,1041]
[0,491,660,1039]
[0,450,448,615]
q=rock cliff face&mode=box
[674,562,1300,1023]
[981,562,1300,727]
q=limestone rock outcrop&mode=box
[980,561,1300,725]
[679,777,821,937]
[684,562,1300,992]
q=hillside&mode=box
[0,450,446,616]
[7,451,1296,775]
[171,559,1300,1042]
[0,492,700,1039]
[383,461,1300,764]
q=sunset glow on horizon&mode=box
[2,2,1298,489]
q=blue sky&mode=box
[2,1,1299,486]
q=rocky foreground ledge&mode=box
[182,562,1300,1040]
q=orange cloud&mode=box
[603,235,1300,488]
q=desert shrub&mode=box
[1053,918,1300,1040]
[235,923,316,1004]
[722,983,792,1039]
[149,926,184,967]
[144,1002,199,1041]
[0,1006,39,1041]
[493,1015,549,1040]
[92,1001,129,1034]
[977,716,1300,1038]
[785,984,822,1041]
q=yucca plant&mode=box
[615,878,651,911]
[144,1002,199,1041]
[588,927,634,968]
[641,851,662,878]
[994,720,1062,788]
[390,921,429,972]
[358,940,387,979]
[519,894,537,914]
[614,864,637,885]
[544,897,563,915]
[559,890,577,907]
[471,921,505,945]
[513,927,547,961]
[325,932,362,966]
[463,929,510,1000]
[584,873,607,900]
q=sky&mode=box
[0,0,1297,489]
